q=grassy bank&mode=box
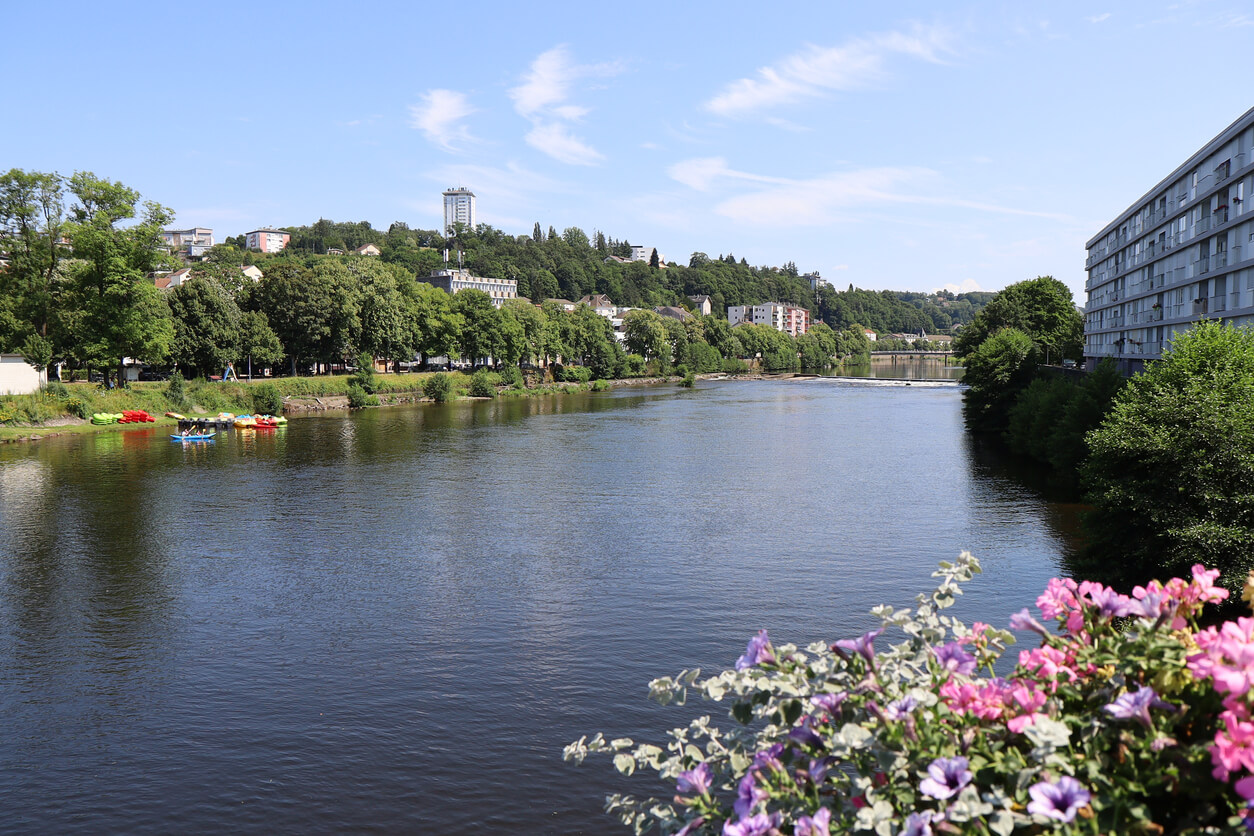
[0,370,683,442]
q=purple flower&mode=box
[794,807,831,836]
[902,810,941,836]
[676,761,712,796]
[933,642,977,675]
[807,757,832,784]
[675,817,705,836]
[751,743,784,770]
[1103,686,1171,727]
[736,630,777,670]
[789,719,823,748]
[723,812,780,836]
[733,773,768,819]
[1009,607,1050,636]
[810,692,847,716]
[1027,776,1091,822]
[1086,585,1133,618]
[832,628,883,664]
[918,756,972,800]
[884,695,919,720]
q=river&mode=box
[0,375,1081,833]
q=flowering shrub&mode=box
[565,553,1254,834]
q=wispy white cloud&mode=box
[509,45,622,166]
[668,159,1072,225]
[1086,12,1112,23]
[524,123,603,166]
[704,23,954,117]
[409,89,478,151]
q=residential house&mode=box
[353,243,381,256]
[420,268,517,308]
[655,305,694,322]
[162,227,214,259]
[0,354,46,395]
[690,295,712,316]
[577,294,616,320]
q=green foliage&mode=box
[567,554,1246,835]
[351,351,376,393]
[954,276,1082,363]
[468,369,498,398]
[622,354,646,377]
[346,382,378,408]
[679,372,695,388]
[64,396,90,419]
[499,365,524,389]
[962,328,1038,433]
[251,383,284,416]
[1081,320,1254,595]
[166,371,186,409]
[423,372,452,403]
[589,378,611,392]
[19,333,53,371]
[553,364,592,383]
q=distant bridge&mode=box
[869,350,954,356]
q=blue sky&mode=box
[3,1,1252,299]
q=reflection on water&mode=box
[837,355,964,380]
[0,381,1072,833]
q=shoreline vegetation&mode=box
[0,369,818,443]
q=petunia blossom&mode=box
[918,756,972,800]
[901,810,941,836]
[1103,686,1171,728]
[934,641,977,675]
[794,807,831,836]
[723,812,780,836]
[736,630,776,671]
[832,628,883,665]
[1027,776,1091,822]
[676,762,712,796]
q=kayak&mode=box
[171,432,215,441]
[165,411,186,420]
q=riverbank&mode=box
[0,371,705,443]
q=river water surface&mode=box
[0,375,1080,833]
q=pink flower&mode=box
[1211,707,1254,781]
[1037,578,1081,630]
[1019,645,1078,687]
[1006,682,1048,733]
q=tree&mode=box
[168,277,242,378]
[1081,320,1254,597]
[64,172,176,382]
[451,289,501,366]
[622,310,668,362]
[961,327,1038,432]
[533,222,543,243]
[238,310,284,378]
[649,248,660,269]
[954,276,1082,363]
[0,169,67,345]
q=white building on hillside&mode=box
[421,268,516,308]
[246,228,290,253]
[1084,107,1254,374]
[728,303,811,337]
[443,187,476,234]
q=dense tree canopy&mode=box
[1080,320,1254,596]
[953,276,1082,362]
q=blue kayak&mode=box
[171,432,216,441]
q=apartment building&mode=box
[1084,107,1254,374]
[443,187,476,234]
[161,227,214,258]
[246,228,291,254]
[727,302,810,337]
[421,268,517,308]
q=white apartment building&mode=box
[443,187,476,234]
[162,227,214,258]
[421,268,516,308]
[727,302,811,337]
[1084,107,1254,374]
[246,228,291,254]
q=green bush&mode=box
[589,378,611,392]
[722,357,749,374]
[622,354,647,377]
[423,373,452,403]
[499,366,524,389]
[252,383,284,415]
[351,352,376,394]
[64,397,91,419]
[45,381,70,399]
[469,369,498,398]
[346,382,378,408]
[166,371,187,409]
[679,372,695,388]
[555,364,592,383]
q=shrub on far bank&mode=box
[590,378,611,392]
[423,373,452,403]
[622,354,647,377]
[469,369,498,398]
[251,383,284,416]
[346,382,378,408]
[499,366,524,389]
